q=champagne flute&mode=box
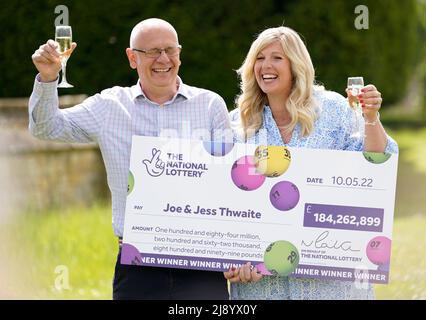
[347,77,364,137]
[55,26,73,88]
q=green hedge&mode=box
[0,0,421,108]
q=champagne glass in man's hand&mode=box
[55,26,74,88]
[31,28,77,85]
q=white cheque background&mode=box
[123,136,398,271]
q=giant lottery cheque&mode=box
[122,136,398,284]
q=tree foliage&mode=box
[0,0,421,107]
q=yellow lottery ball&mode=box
[254,145,291,177]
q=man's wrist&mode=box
[37,73,59,83]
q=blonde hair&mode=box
[235,26,321,140]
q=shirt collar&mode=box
[130,76,191,103]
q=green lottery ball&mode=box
[128,171,135,195]
[264,240,299,276]
[363,152,391,164]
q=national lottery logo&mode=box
[142,148,208,178]
[143,148,165,177]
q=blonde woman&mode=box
[224,26,398,300]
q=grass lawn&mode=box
[1,203,426,300]
[374,127,426,299]
[0,203,116,299]
[375,214,426,300]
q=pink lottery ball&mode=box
[269,181,300,211]
[366,236,392,265]
[231,155,266,191]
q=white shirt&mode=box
[29,76,231,236]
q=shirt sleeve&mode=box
[209,94,233,143]
[28,75,106,143]
[383,134,398,154]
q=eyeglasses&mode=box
[132,45,182,58]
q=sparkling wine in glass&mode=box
[55,26,73,88]
[347,77,364,137]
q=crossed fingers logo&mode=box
[142,148,165,177]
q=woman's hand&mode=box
[357,84,382,122]
[347,84,388,152]
[224,267,241,283]
[347,84,382,122]
[224,262,263,283]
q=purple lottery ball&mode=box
[121,243,143,265]
[269,181,300,211]
[231,155,266,191]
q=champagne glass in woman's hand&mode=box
[347,77,364,137]
[55,26,74,88]
[347,77,364,109]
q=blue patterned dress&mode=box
[229,89,398,300]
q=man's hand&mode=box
[32,39,77,82]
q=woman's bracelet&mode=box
[363,112,380,126]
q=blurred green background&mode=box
[0,0,425,299]
[1,0,425,108]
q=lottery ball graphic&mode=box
[377,263,390,272]
[203,141,234,157]
[254,262,273,275]
[269,181,300,211]
[264,240,299,276]
[254,145,291,177]
[363,152,391,164]
[231,155,266,191]
[366,236,392,265]
[121,243,142,265]
[128,171,135,195]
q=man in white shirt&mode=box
[30,18,231,300]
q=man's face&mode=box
[127,26,181,95]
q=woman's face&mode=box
[254,41,293,99]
